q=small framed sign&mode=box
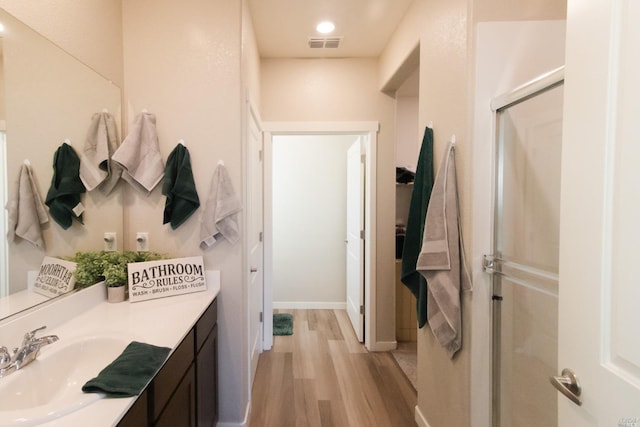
[128,256,207,302]
[33,257,77,297]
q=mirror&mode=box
[0,8,123,319]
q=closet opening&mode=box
[390,51,420,390]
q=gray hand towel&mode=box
[200,163,241,249]
[79,111,123,195]
[416,142,472,358]
[111,112,164,194]
[6,163,49,249]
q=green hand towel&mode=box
[162,143,200,230]
[45,142,86,229]
[401,127,434,328]
[82,341,171,397]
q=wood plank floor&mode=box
[249,309,417,427]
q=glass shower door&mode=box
[489,77,564,427]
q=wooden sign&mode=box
[128,256,207,302]
[33,257,77,297]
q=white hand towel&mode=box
[6,163,49,249]
[112,112,164,194]
[79,111,122,195]
[200,164,242,249]
[416,142,472,358]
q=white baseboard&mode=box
[371,340,397,352]
[415,405,432,427]
[273,301,346,310]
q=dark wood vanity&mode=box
[117,298,218,427]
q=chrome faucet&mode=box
[0,326,59,379]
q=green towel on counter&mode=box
[82,341,171,397]
[401,127,434,328]
[45,142,86,229]
[162,143,200,230]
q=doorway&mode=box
[262,122,378,350]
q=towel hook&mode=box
[218,160,225,166]
[450,134,456,147]
[428,121,433,129]
[23,159,31,166]
[141,108,149,113]
[178,139,186,146]
[102,108,109,113]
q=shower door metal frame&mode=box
[486,66,564,427]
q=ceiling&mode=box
[247,0,414,59]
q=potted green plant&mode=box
[103,260,128,303]
[70,250,165,303]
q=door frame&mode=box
[0,126,7,297]
[244,92,264,398]
[262,121,378,351]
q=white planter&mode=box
[107,285,126,303]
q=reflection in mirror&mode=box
[0,8,123,320]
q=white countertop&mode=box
[0,289,50,320]
[0,272,220,427]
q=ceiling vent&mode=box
[308,37,343,49]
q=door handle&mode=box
[250,267,258,273]
[550,368,582,406]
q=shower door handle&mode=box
[550,368,582,406]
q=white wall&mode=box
[395,96,419,170]
[394,93,419,229]
[122,0,252,424]
[271,134,357,309]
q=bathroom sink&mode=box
[0,334,131,426]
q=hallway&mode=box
[249,309,417,426]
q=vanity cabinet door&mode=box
[197,323,218,426]
[154,364,196,427]
[117,390,148,427]
[152,329,195,422]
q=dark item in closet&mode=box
[396,233,405,259]
[396,166,415,184]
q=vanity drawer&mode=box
[195,298,217,352]
[152,328,195,422]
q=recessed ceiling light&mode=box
[316,21,335,34]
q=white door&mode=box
[247,101,264,387]
[557,0,640,423]
[346,138,364,342]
